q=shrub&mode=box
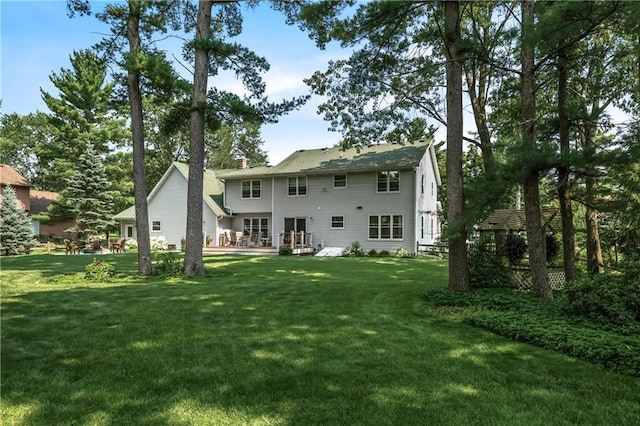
[342,241,367,257]
[367,249,378,257]
[125,238,138,250]
[150,235,168,251]
[562,273,640,325]
[468,241,513,288]
[84,258,115,280]
[153,252,183,277]
[503,233,527,265]
[378,250,391,257]
[279,245,293,256]
[546,233,561,263]
[395,247,411,258]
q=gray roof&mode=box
[217,141,432,179]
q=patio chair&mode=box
[111,238,126,253]
[64,239,79,255]
[91,238,103,254]
[249,231,260,246]
[230,231,240,247]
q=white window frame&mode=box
[152,221,161,231]
[242,217,269,237]
[330,215,345,229]
[368,214,403,240]
[288,176,307,197]
[333,173,347,189]
[376,171,401,193]
[241,180,262,199]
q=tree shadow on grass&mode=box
[2,259,639,425]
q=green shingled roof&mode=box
[217,141,432,179]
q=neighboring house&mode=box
[0,164,32,211]
[0,164,74,238]
[113,140,442,254]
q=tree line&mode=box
[1,1,638,286]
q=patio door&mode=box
[284,217,306,234]
[283,217,306,246]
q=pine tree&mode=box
[65,144,115,239]
[0,185,37,255]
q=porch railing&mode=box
[278,231,313,248]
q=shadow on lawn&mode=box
[2,258,638,424]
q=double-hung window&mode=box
[330,215,345,229]
[288,176,307,196]
[377,171,400,193]
[152,221,161,231]
[369,215,403,240]
[333,174,347,189]
[241,180,261,199]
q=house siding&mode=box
[223,178,273,214]
[146,168,220,247]
[269,170,417,252]
[415,149,441,246]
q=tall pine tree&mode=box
[65,144,115,239]
[0,185,37,255]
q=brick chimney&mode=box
[236,158,248,169]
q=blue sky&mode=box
[1,1,350,164]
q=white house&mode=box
[113,140,442,254]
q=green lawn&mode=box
[1,254,639,425]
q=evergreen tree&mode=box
[65,144,115,239]
[40,49,128,192]
[0,185,36,255]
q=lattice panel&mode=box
[511,268,565,290]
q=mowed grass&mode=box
[1,254,639,425]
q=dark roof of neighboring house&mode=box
[30,190,60,214]
[217,140,433,179]
[0,164,31,187]
[477,209,562,232]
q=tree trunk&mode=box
[557,50,577,281]
[183,0,213,276]
[521,0,552,298]
[126,0,152,275]
[444,0,469,292]
[585,175,604,273]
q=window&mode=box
[421,174,425,195]
[377,171,400,193]
[431,182,434,197]
[243,217,269,237]
[152,221,161,231]
[333,174,347,189]
[331,215,345,229]
[369,215,403,240]
[241,180,261,199]
[288,176,307,196]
